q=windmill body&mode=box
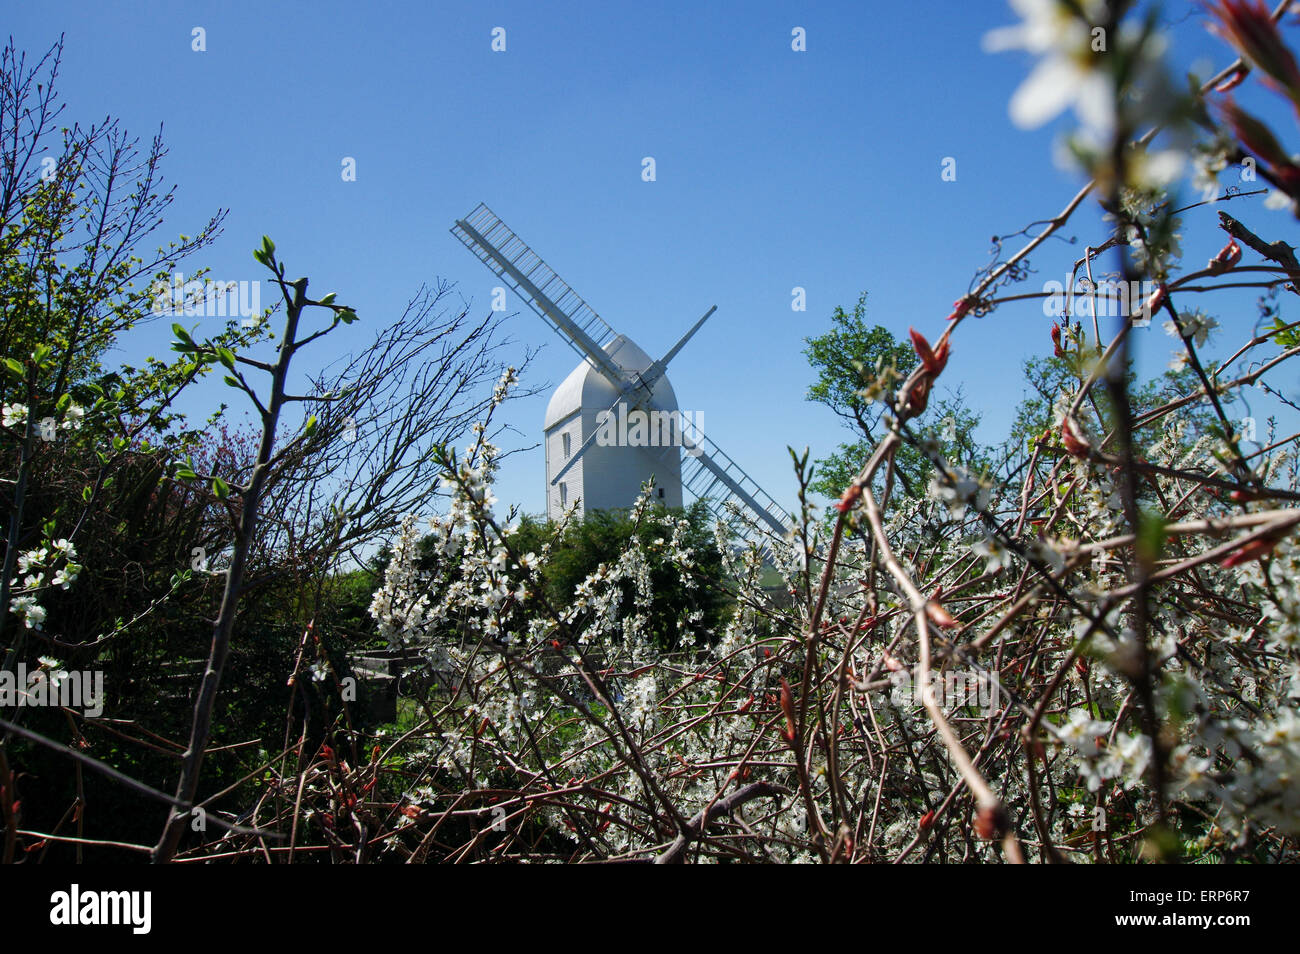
[543,334,683,520]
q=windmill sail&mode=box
[451,203,624,383]
[451,201,795,561]
[680,429,794,557]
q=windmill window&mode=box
[562,432,571,459]
[658,487,664,499]
[560,482,568,507]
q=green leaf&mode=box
[303,414,318,438]
[2,358,23,379]
[1269,316,1300,348]
[174,466,197,480]
[216,347,236,369]
[338,309,358,325]
[1136,511,1167,569]
[54,393,71,413]
[171,323,197,352]
[212,476,230,499]
[223,375,242,389]
[261,235,275,256]
[319,292,337,306]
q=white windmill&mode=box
[451,203,792,558]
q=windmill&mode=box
[451,203,793,560]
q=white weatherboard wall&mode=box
[543,335,684,521]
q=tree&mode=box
[804,292,983,503]
[0,38,534,861]
[505,501,731,653]
[0,35,240,660]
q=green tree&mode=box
[1005,348,1221,470]
[804,292,982,503]
[503,501,730,653]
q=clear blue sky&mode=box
[8,0,1293,517]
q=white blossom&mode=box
[2,403,28,430]
[971,534,1012,574]
[1163,310,1217,348]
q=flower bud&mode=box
[1208,239,1242,274]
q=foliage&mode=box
[804,294,984,503]
[8,1,1300,865]
[492,501,731,653]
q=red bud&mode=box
[1142,284,1168,319]
[1061,416,1091,458]
[932,337,951,375]
[925,600,959,629]
[946,297,975,321]
[1051,322,1065,358]
[779,678,797,742]
[1220,535,1281,568]
[910,327,937,369]
[975,804,1007,840]
[835,480,864,513]
[1208,239,1242,273]
[909,327,952,376]
[907,377,932,414]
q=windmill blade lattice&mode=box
[451,203,623,383]
[680,429,794,557]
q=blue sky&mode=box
[9,0,1296,517]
